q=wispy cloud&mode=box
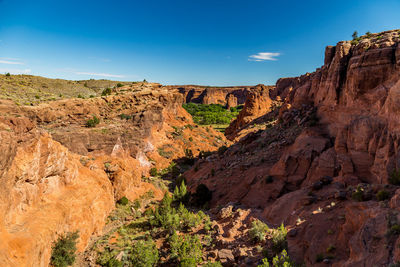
[0,68,31,74]
[75,71,125,78]
[248,52,280,61]
[0,58,24,65]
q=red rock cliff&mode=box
[0,84,227,266]
[185,29,400,266]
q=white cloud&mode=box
[0,58,24,65]
[75,71,125,78]
[248,52,280,61]
[0,68,31,74]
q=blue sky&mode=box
[0,0,399,85]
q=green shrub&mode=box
[101,88,112,96]
[116,83,123,87]
[352,186,364,202]
[271,224,288,253]
[119,113,132,120]
[86,116,100,127]
[50,231,79,267]
[249,219,269,242]
[96,248,122,267]
[150,167,158,177]
[169,232,203,266]
[173,181,189,203]
[377,190,390,201]
[272,250,294,267]
[258,258,270,267]
[5,72,10,76]
[129,240,159,267]
[176,175,187,189]
[389,224,400,236]
[389,169,400,185]
[117,196,129,206]
[352,31,358,40]
[258,250,294,267]
[77,94,84,99]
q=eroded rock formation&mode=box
[167,85,256,108]
[186,29,400,266]
[225,84,276,140]
[0,83,226,266]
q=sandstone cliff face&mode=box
[0,119,114,267]
[186,30,400,266]
[225,84,275,140]
[167,85,254,108]
[0,84,227,266]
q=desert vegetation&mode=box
[182,103,243,132]
[50,232,79,267]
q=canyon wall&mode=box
[0,84,226,266]
[167,85,258,108]
[186,30,400,266]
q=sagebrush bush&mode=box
[249,219,269,242]
[51,231,79,267]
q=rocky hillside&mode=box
[0,82,227,266]
[185,29,400,266]
[0,74,137,106]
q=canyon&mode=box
[1,29,400,266]
[186,29,400,266]
[166,85,269,108]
